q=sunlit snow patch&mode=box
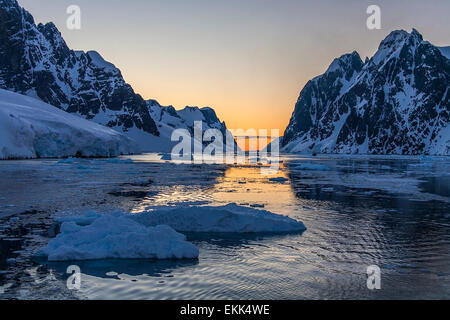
[37,212,199,261]
[0,89,136,159]
[132,203,306,233]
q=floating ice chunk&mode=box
[58,157,76,164]
[132,203,306,233]
[269,177,289,183]
[105,158,133,164]
[55,211,103,226]
[38,212,199,261]
[290,163,329,171]
[166,200,210,207]
[159,153,172,161]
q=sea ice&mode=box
[269,177,289,183]
[38,212,199,261]
[132,203,306,233]
[105,158,133,164]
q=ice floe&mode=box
[38,212,199,261]
[132,203,306,233]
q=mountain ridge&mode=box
[0,0,232,153]
[0,0,161,142]
[281,29,449,155]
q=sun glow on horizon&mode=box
[18,0,450,136]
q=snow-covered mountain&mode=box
[0,0,234,153]
[0,0,159,144]
[281,29,449,155]
[146,100,236,152]
[438,47,450,59]
[0,89,136,159]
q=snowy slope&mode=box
[146,100,237,153]
[0,89,136,159]
[0,0,159,146]
[281,29,450,155]
[438,46,450,59]
[0,0,236,152]
[0,0,233,153]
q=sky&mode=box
[19,0,450,135]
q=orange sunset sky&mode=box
[19,0,450,135]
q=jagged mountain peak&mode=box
[325,51,363,74]
[281,29,449,155]
[379,29,423,48]
[372,29,425,66]
[182,106,201,112]
[0,0,162,149]
[0,0,20,10]
[145,99,233,152]
[85,50,118,72]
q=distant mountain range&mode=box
[281,29,449,155]
[146,100,232,152]
[0,0,230,152]
[1,1,448,156]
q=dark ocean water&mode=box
[0,154,449,299]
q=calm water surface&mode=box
[0,154,449,299]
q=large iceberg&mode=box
[38,212,199,261]
[132,203,307,233]
[0,89,137,159]
[38,204,306,261]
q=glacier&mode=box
[0,0,233,153]
[0,89,137,159]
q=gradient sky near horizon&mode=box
[19,0,450,134]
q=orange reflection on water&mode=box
[129,161,296,216]
[211,165,294,212]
